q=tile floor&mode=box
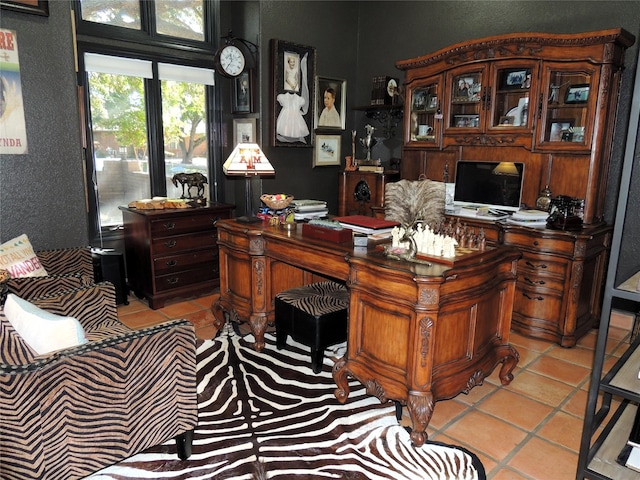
[118,292,633,480]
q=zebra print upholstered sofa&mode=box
[0,282,198,480]
[6,246,95,299]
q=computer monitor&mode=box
[453,160,524,212]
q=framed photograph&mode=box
[0,0,48,15]
[547,118,574,142]
[453,74,481,102]
[499,68,531,90]
[313,134,341,167]
[271,39,316,147]
[453,114,479,128]
[314,76,346,130]
[233,118,257,145]
[232,70,253,114]
[564,84,589,104]
[498,115,515,126]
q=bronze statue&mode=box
[171,172,208,200]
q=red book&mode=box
[333,215,400,234]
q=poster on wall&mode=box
[0,28,28,154]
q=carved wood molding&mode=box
[419,317,434,368]
[462,370,485,394]
[364,378,388,403]
[453,135,516,146]
[419,288,438,305]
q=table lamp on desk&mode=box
[223,143,275,223]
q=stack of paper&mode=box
[506,209,549,227]
[333,215,400,235]
[291,199,328,221]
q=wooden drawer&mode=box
[514,285,563,321]
[518,252,569,278]
[503,231,574,255]
[150,212,222,237]
[517,271,565,293]
[154,264,219,293]
[151,230,217,255]
[154,249,218,275]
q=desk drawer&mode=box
[504,231,574,255]
[150,213,221,237]
[152,231,217,255]
[514,286,563,321]
[155,264,219,292]
[518,252,568,278]
[154,249,218,275]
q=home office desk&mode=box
[212,219,520,446]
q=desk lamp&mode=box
[223,143,275,223]
[492,162,520,206]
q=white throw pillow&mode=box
[3,294,87,355]
[0,234,48,278]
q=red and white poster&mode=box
[0,28,28,154]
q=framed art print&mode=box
[313,134,341,167]
[314,76,346,130]
[271,39,316,147]
[0,0,48,15]
[232,70,253,114]
[233,118,257,145]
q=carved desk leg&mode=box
[497,344,520,385]
[407,392,434,447]
[249,314,268,352]
[332,357,351,403]
[211,298,229,331]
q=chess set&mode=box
[415,244,492,266]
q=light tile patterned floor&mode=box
[118,292,631,480]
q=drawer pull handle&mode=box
[533,240,539,246]
[164,222,176,230]
[167,277,179,285]
[524,277,545,285]
[165,240,177,248]
[525,261,547,270]
[211,216,221,225]
[166,260,178,267]
[522,292,543,301]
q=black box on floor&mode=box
[91,248,129,305]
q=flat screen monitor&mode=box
[453,161,524,212]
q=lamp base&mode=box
[236,215,263,224]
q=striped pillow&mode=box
[3,294,87,355]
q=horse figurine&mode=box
[171,172,208,199]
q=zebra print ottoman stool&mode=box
[275,281,348,373]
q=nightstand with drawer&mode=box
[120,204,234,309]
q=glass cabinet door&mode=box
[408,78,441,145]
[538,63,597,149]
[447,68,484,130]
[490,64,537,130]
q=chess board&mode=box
[416,245,492,266]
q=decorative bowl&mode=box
[261,194,294,210]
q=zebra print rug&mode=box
[89,330,486,480]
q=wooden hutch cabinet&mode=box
[338,169,400,216]
[395,29,635,346]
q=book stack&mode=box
[333,215,399,237]
[290,199,328,221]
[505,209,549,227]
[624,408,640,472]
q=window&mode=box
[74,0,219,243]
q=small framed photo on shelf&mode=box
[313,134,341,167]
[232,71,253,114]
[499,68,531,90]
[233,117,257,145]
[453,74,481,102]
[498,115,515,126]
[412,90,429,111]
[547,118,574,142]
[314,76,346,130]
[564,84,589,104]
[453,114,479,128]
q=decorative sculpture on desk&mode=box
[171,172,208,206]
[359,124,377,162]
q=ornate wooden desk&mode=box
[213,219,520,446]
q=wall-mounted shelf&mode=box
[353,104,403,137]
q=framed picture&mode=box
[271,39,316,147]
[0,0,48,15]
[499,68,531,90]
[453,74,481,102]
[547,118,574,142]
[314,76,346,130]
[498,115,515,126]
[313,134,341,167]
[564,84,589,104]
[233,118,257,145]
[453,114,479,128]
[232,70,253,114]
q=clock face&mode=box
[217,44,245,77]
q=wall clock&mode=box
[214,44,246,78]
